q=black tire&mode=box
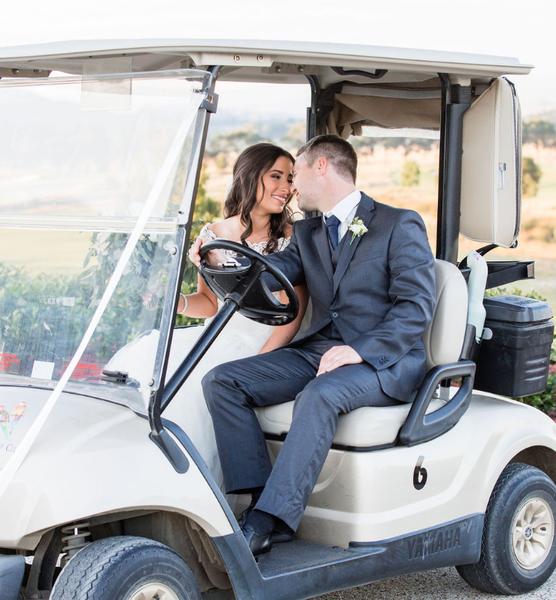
[457,462,556,595]
[50,536,202,600]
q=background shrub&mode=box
[401,160,420,187]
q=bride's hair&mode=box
[224,143,295,254]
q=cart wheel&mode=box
[50,536,202,600]
[457,462,556,594]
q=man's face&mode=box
[292,153,319,212]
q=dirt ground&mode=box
[313,566,556,599]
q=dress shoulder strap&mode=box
[198,223,217,241]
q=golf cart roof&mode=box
[0,39,533,84]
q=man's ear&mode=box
[316,156,328,175]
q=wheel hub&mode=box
[128,582,180,600]
[512,497,555,570]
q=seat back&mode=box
[422,260,468,371]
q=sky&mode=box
[1,0,555,117]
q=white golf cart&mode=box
[0,40,555,600]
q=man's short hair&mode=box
[297,135,357,183]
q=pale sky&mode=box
[1,0,554,117]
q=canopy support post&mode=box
[306,75,319,141]
[436,74,473,264]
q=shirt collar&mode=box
[323,190,361,224]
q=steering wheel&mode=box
[199,239,299,326]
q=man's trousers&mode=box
[202,335,399,532]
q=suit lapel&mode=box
[332,193,376,293]
[314,219,334,285]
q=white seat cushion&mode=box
[255,398,446,449]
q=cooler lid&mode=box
[484,295,553,324]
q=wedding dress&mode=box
[160,225,291,487]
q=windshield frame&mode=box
[147,66,220,435]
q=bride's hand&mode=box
[188,237,204,267]
[188,236,231,268]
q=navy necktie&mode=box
[325,215,341,250]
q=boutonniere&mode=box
[347,217,368,245]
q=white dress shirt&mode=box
[322,190,362,242]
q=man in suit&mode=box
[195,135,436,556]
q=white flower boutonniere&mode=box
[347,217,368,245]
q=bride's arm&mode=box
[178,223,222,318]
[177,274,219,318]
[258,284,309,353]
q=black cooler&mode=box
[474,295,554,397]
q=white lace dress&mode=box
[162,224,291,488]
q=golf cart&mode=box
[0,39,555,600]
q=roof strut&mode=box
[305,75,319,141]
[436,74,473,263]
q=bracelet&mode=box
[178,293,188,315]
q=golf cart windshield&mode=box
[0,68,209,412]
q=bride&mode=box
[164,143,308,487]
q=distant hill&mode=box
[208,110,302,141]
[526,110,556,125]
[210,109,556,150]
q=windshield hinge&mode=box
[200,90,219,113]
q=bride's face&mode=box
[255,156,293,215]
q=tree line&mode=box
[206,118,555,155]
[204,118,551,198]
[523,119,556,147]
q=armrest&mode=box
[398,360,476,446]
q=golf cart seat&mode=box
[255,259,473,449]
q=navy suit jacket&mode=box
[267,193,436,402]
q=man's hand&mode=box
[317,345,363,376]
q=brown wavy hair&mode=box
[224,143,295,254]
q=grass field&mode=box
[0,229,94,275]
